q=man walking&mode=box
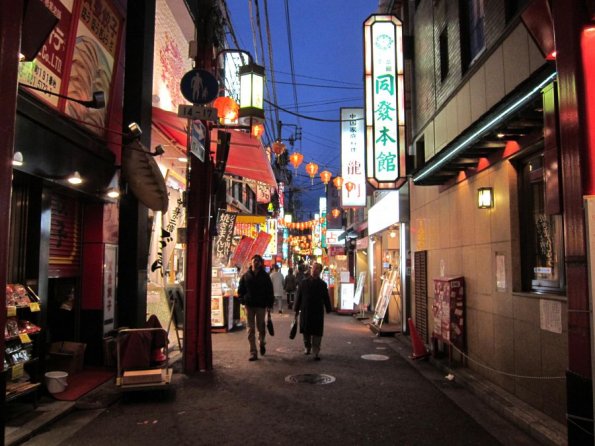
[238,255,274,361]
[283,267,297,310]
[294,262,332,360]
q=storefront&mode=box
[5,0,126,410]
[367,190,408,331]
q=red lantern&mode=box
[252,123,265,139]
[289,152,304,171]
[345,181,355,195]
[331,208,341,218]
[213,96,239,122]
[305,162,319,184]
[272,140,286,155]
[320,170,332,190]
[333,176,344,190]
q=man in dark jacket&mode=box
[283,267,297,310]
[294,262,332,360]
[237,255,275,361]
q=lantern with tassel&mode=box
[289,152,304,172]
[320,170,331,190]
[305,162,319,184]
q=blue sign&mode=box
[180,69,218,105]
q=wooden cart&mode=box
[115,327,173,391]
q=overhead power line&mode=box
[265,99,364,123]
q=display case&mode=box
[4,284,43,404]
[211,267,244,332]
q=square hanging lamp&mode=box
[239,63,265,122]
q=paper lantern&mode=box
[305,162,319,184]
[289,152,304,171]
[213,96,239,122]
[333,176,344,190]
[345,181,355,194]
[331,208,341,218]
[252,123,265,139]
[272,140,286,155]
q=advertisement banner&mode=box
[214,211,238,265]
[246,231,272,265]
[230,236,254,269]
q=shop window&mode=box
[518,153,565,294]
[459,0,485,73]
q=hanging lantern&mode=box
[213,96,239,122]
[333,176,344,190]
[320,170,332,190]
[239,63,265,122]
[345,181,355,195]
[272,140,286,155]
[289,152,304,171]
[331,208,341,218]
[305,162,319,185]
[252,123,265,139]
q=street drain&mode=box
[361,354,390,361]
[285,374,336,384]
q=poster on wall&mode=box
[103,244,117,335]
[245,232,272,266]
[211,282,224,328]
[372,268,398,327]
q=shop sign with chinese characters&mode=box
[364,15,406,189]
[340,108,366,206]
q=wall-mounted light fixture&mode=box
[19,83,105,109]
[12,152,24,167]
[477,187,494,209]
[238,62,265,122]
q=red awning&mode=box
[151,107,276,187]
[210,129,276,187]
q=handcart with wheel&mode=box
[116,327,173,391]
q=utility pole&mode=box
[184,0,223,373]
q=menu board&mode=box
[372,269,398,327]
[353,272,366,305]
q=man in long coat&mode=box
[293,262,332,360]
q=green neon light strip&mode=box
[413,71,557,183]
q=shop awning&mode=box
[151,107,276,187]
[209,129,276,188]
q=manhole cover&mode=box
[285,374,336,384]
[361,354,390,361]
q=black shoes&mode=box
[249,354,258,361]
[260,344,266,356]
[304,348,311,355]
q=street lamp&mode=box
[238,63,265,123]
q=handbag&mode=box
[289,316,298,340]
[266,310,275,336]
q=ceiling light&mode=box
[12,151,24,166]
[106,187,120,199]
[67,171,83,185]
[178,156,188,163]
[496,132,505,138]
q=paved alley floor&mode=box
[21,313,543,446]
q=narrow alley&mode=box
[18,314,547,446]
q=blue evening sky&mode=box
[226,1,377,217]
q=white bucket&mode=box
[45,371,69,394]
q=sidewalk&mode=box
[357,315,567,446]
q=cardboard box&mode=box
[48,342,86,375]
[122,369,163,385]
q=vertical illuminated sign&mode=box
[341,108,366,206]
[364,14,406,189]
